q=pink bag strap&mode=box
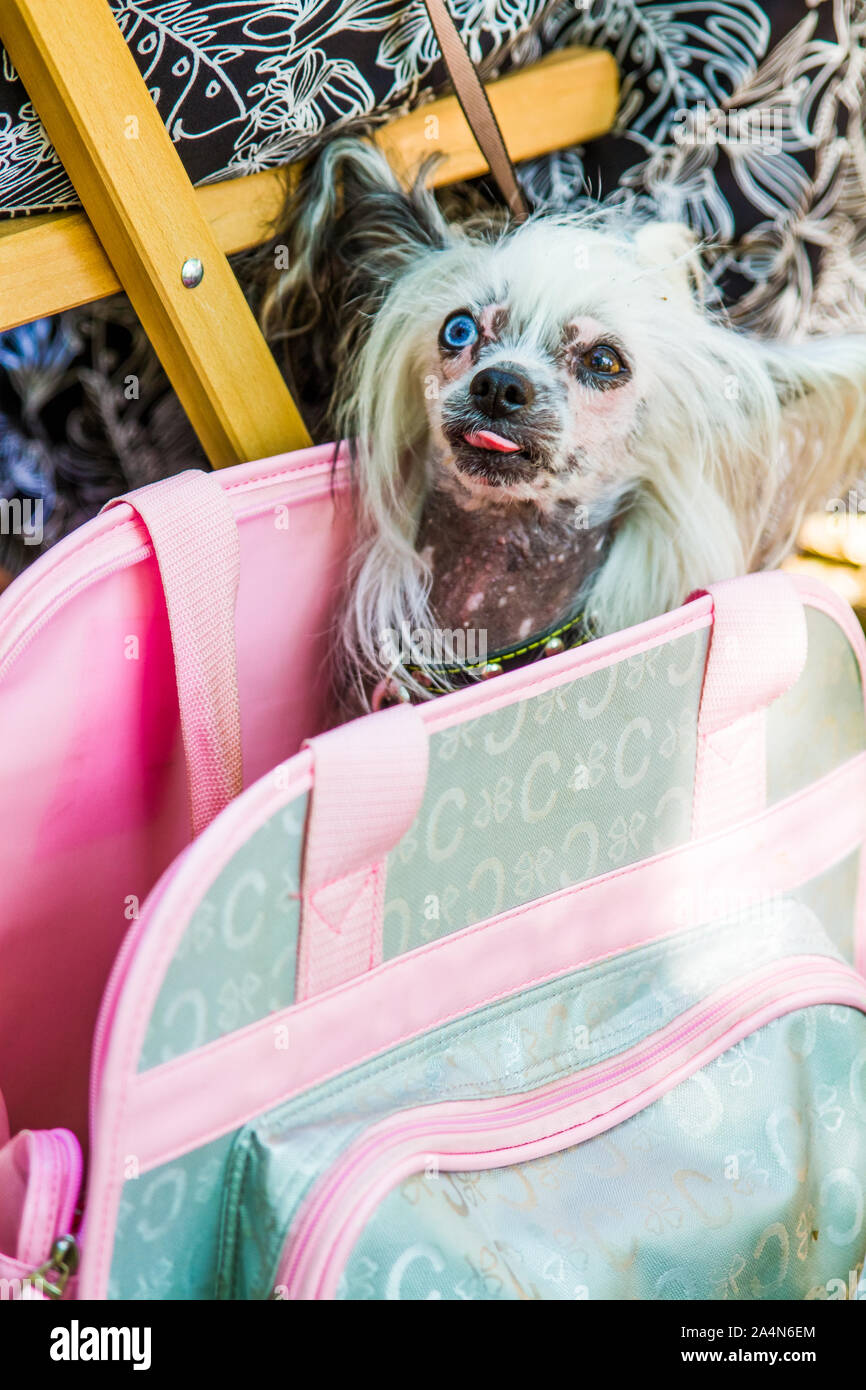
[422,0,529,222]
[104,470,243,837]
[296,704,429,1000]
[692,572,807,838]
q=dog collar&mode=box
[371,609,592,709]
[410,607,591,685]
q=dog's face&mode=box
[272,139,866,706]
[414,220,702,523]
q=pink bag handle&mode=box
[296,704,429,1000]
[692,572,807,838]
[104,470,243,838]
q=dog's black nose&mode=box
[469,367,534,419]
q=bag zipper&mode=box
[275,957,866,1299]
[88,854,184,1144]
[23,1235,80,1300]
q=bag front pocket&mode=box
[255,957,866,1300]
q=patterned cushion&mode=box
[0,0,554,215]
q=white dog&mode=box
[260,140,866,715]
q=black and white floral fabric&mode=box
[0,0,550,213]
[0,1,864,578]
[520,0,866,337]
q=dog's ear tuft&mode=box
[634,222,705,306]
[254,138,452,437]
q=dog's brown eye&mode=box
[582,344,625,375]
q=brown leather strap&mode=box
[423,0,530,222]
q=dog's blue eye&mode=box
[440,312,479,351]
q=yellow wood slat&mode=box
[0,46,619,337]
[378,46,618,185]
[0,209,120,327]
[0,0,312,466]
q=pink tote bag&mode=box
[3,526,866,1299]
[0,445,352,1146]
[3,445,866,1301]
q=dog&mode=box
[258,139,866,717]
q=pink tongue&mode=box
[464,429,521,454]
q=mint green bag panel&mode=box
[217,903,866,1301]
[79,576,866,1300]
[381,602,865,959]
[333,1005,866,1302]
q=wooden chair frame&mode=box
[0,0,618,468]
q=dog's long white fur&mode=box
[271,141,866,709]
